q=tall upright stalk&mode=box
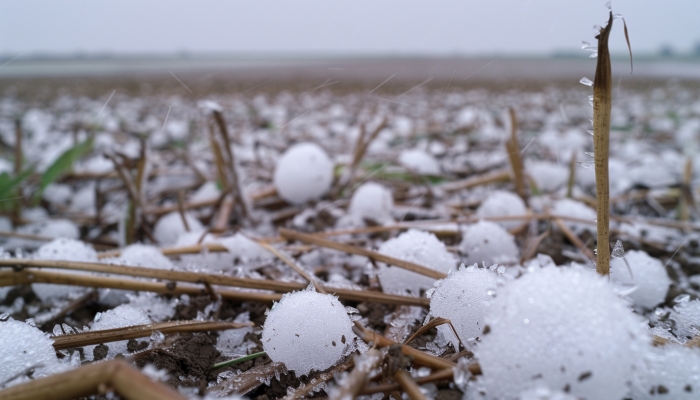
[593,12,614,275]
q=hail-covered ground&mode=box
[1,74,700,400]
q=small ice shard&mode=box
[580,77,593,86]
[273,142,334,205]
[611,240,625,258]
[605,1,612,10]
[581,41,590,49]
[261,290,358,375]
[83,305,151,361]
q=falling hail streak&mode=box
[368,73,396,95]
[397,77,433,97]
[161,105,172,132]
[462,58,497,81]
[97,90,117,119]
[169,71,193,94]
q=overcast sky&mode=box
[1,0,698,57]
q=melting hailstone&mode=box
[610,250,671,310]
[459,220,519,266]
[273,142,333,205]
[476,191,527,230]
[377,229,456,296]
[428,266,503,349]
[261,290,358,376]
[0,318,64,388]
[477,266,646,400]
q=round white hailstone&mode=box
[84,305,151,361]
[219,233,275,264]
[398,149,441,175]
[273,142,333,205]
[153,211,204,245]
[610,250,671,310]
[0,319,63,388]
[477,267,646,400]
[115,243,174,270]
[527,161,568,192]
[31,238,98,302]
[460,221,519,266]
[476,191,527,230]
[630,343,700,399]
[551,199,597,235]
[428,266,503,348]
[348,182,394,224]
[261,290,357,376]
[42,183,73,206]
[377,229,456,296]
[190,181,221,203]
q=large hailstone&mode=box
[630,343,700,399]
[428,266,503,348]
[153,211,204,245]
[348,182,394,224]
[31,238,98,302]
[273,142,333,205]
[261,290,357,376]
[377,229,456,296]
[477,266,646,400]
[460,221,519,266]
[0,318,64,388]
[610,250,671,310]
[476,191,527,230]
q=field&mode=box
[1,56,700,399]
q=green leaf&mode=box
[35,137,94,200]
[0,168,33,200]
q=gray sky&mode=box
[1,0,698,56]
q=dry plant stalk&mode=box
[592,12,614,275]
[439,169,510,192]
[505,108,527,202]
[211,110,249,220]
[330,349,382,400]
[394,369,428,400]
[0,259,428,306]
[553,218,596,262]
[279,228,447,280]
[0,359,185,400]
[52,320,249,350]
[254,239,328,294]
[353,322,459,371]
[360,368,454,395]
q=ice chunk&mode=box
[219,233,274,264]
[190,181,221,203]
[580,77,593,86]
[517,386,578,400]
[551,198,597,235]
[477,267,646,400]
[0,318,64,388]
[669,299,700,341]
[153,211,204,246]
[127,292,177,322]
[610,250,671,310]
[83,304,151,361]
[31,238,98,302]
[261,290,358,375]
[377,229,456,296]
[476,191,527,230]
[460,221,519,266]
[631,343,700,399]
[348,182,394,224]
[273,142,333,205]
[398,149,441,175]
[428,266,503,348]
